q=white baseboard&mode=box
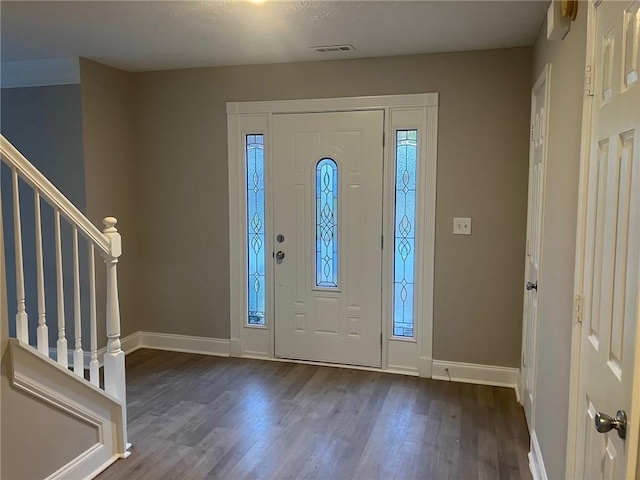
[48,331,142,368]
[138,331,229,357]
[47,331,228,367]
[120,331,142,355]
[229,338,242,357]
[431,359,520,390]
[515,370,522,404]
[528,431,549,480]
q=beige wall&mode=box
[80,58,141,340]
[531,8,587,480]
[132,47,532,367]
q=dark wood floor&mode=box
[97,349,531,480]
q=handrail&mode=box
[0,135,111,256]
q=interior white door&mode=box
[575,1,640,478]
[272,111,384,367]
[522,67,548,429]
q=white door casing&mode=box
[572,1,640,478]
[227,94,438,375]
[272,111,384,367]
[521,64,551,430]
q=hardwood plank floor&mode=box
[97,349,531,480]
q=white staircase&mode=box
[1,134,130,479]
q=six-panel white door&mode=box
[272,111,384,367]
[575,1,640,478]
[522,66,548,429]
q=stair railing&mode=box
[0,134,128,449]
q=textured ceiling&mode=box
[1,1,549,72]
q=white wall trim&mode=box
[138,332,229,357]
[46,444,116,480]
[528,431,549,480]
[515,370,522,404]
[431,360,520,390]
[1,58,81,89]
[48,331,143,367]
[227,93,439,115]
[565,1,596,478]
[8,339,126,478]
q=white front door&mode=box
[522,66,549,429]
[575,1,640,478]
[272,111,384,367]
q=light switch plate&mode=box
[453,217,472,235]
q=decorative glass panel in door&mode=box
[315,158,339,288]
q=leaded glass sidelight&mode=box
[393,130,417,337]
[246,134,266,325]
[315,158,339,288]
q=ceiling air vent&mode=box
[312,44,356,53]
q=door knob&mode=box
[275,251,285,260]
[526,281,538,291]
[595,410,627,439]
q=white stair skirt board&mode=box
[8,339,128,479]
[528,431,549,480]
[431,360,520,391]
[46,444,116,480]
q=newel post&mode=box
[102,217,129,454]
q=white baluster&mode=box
[54,210,68,367]
[88,243,99,387]
[102,217,128,451]
[12,168,29,343]
[34,190,48,354]
[73,227,83,376]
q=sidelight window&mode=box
[246,134,266,325]
[393,130,418,337]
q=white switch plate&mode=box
[453,217,472,235]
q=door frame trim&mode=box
[564,2,596,477]
[227,94,439,376]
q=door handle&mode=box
[595,410,627,439]
[526,281,537,291]
[275,251,285,260]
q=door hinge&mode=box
[530,125,534,142]
[381,235,384,250]
[574,293,583,323]
[585,65,594,96]
[526,239,530,257]
[380,333,383,348]
[522,350,526,367]
[383,131,386,147]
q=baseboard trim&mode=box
[431,360,519,390]
[138,332,229,357]
[46,444,115,480]
[515,370,522,404]
[528,431,548,480]
[48,331,143,368]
